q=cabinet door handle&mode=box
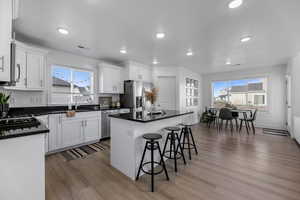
[40,80,43,87]
[24,78,27,86]
[16,64,21,82]
[85,120,87,126]
[0,56,4,72]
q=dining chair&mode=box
[207,108,218,128]
[231,111,239,130]
[239,109,257,135]
[218,108,234,133]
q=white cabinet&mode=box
[60,117,83,148]
[48,114,61,152]
[6,42,46,90]
[48,112,101,153]
[36,115,49,154]
[98,63,124,94]
[26,51,45,89]
[0,0,13,82]
[84,117,101,142]
[124,61,152,82]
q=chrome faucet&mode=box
[74,96,79,110]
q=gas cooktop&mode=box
[0,117,49,140]
[0,117,40,131]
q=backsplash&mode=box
[0,88,121,108]
[0,89,47,107]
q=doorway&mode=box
[286,75,293,134]
[156,76,177,110]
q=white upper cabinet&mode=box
[124,61,152,82]
[0,0,13,82]
[26,51,44,89]
[6,42,47,90]
[98,63,124,94]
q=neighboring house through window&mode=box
[212,77,267,110]
[51,65,94,104]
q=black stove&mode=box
[0,117,40,131]
[0,117,48,140]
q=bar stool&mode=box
[136,133,169,192]
[161,127,186,172]
[178,123,198,160]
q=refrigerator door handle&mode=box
[10,42,16,86]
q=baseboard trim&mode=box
[294,139,300,148]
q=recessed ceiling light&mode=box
[240,35,252,43]
[152,59,159,65]
[228,0,243,9]
[120,48,127,54]
[57,27,69,35]
[186,50,194,56]
[156,32,165,39]
[226,60,231,65]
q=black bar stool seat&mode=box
[161,126,186,172]
[178,123,198,160]
[136,133,169,192]
[143,133,162,140]
[165,126,181,132]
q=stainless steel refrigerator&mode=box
[120,80,154,111]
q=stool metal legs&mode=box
[162,131,186,172]
[136,140,169,192]
[180,126,198,160]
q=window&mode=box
[186,78,199,107]
[212,77,267,110]
[51,65,94,104]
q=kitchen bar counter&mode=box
[7,105,129,117]
[110,110,193,123]
[110,110,193,180]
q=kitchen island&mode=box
[110,110,193,180]
[0,118,49,200]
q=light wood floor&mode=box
[46,124,300,200]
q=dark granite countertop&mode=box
[110,110,193,123]
[0,120,49,140]
[7,105,130,118]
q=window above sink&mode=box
[51,65,94,105]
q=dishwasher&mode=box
[101,109,130,139]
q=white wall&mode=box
[152,66,203,123]
[287,52,300,143]
[202,65,287,129]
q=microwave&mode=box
[0,42,16,86]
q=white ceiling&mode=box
[14,0,300,74]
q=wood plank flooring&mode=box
[46,124,300,200]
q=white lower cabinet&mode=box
[84,117,101,142]
[47,112,101,153]
[48,114,60,152]
[36,115,49,153]
[60,117,84,148]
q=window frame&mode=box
[210,75,270,111]
[50,64,95,105]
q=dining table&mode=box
[208,107,253,134]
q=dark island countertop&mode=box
[110,110,193,123]
[7,105,130,118]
